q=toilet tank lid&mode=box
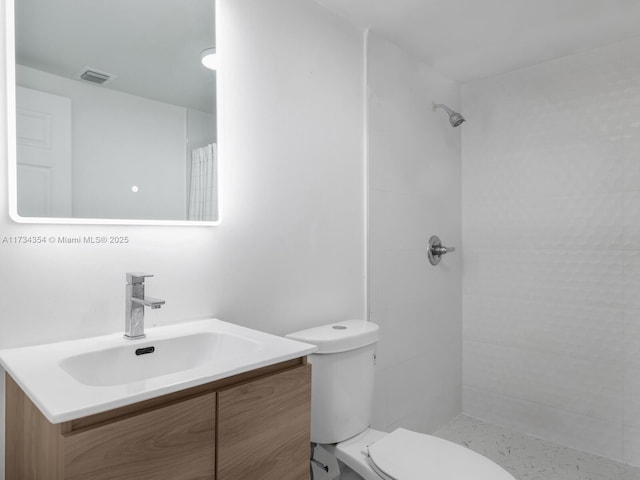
[286,320,379,354]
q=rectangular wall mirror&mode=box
[6,0,220,225]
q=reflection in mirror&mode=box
[10,0,219,224]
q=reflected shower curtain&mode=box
[188,143,217,221]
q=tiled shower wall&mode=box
[367,32,462,434]
[461,36,640,465]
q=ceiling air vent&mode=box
[75,67,115,85]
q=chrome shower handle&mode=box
[431,245,455,255]
[428,235,456,265]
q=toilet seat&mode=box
[365,428,514,480]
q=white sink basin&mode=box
[0,318,316,423]
[59,331,261,387]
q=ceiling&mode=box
[15,0,640,104]
[314,0,640,82]
[15,0,216,112]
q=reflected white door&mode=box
[16,86,72,217]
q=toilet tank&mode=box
[286,320,379,444]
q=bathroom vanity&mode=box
[0,320,311,480]
[6,359,310,479]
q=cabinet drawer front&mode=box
[63,392,215,480]
[217,364,311,480]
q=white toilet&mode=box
[287,320,514,480]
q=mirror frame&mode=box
[4,0,223,226]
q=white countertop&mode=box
[0,318,316,423]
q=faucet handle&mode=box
[126,272,154,284]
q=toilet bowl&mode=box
[326,427,513,480]
[286,320,514,480]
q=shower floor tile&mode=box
[434,414,640,480]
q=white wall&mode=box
[367,32,462,434]
[462,36,640,464]
[187,108,216,149]
[17,65,188,220]
[0,0,365,476]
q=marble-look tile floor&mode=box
[337,415,640,480]
[434,415,640,480]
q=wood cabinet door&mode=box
[62,392,216,480]
[217,364,311,480]
[5,375,64,480]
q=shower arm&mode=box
[432,102,454,116]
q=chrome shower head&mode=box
[448,112,465,127]
[432,102,466,127]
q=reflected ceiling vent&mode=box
[75,67,116,85]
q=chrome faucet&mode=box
[125,273,165,339]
